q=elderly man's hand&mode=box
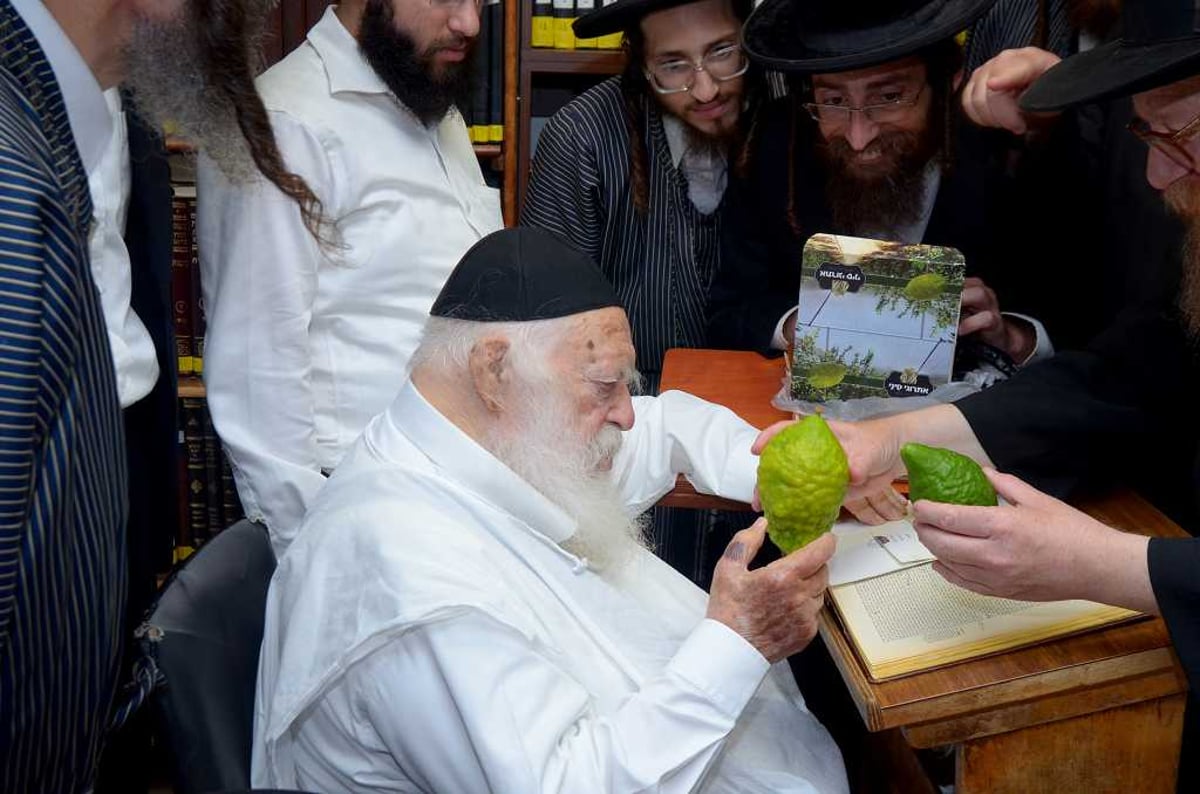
[912,469,1152,606]
[706,519,835,663]
[962,46,1062,135]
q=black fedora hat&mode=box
[742,0,995,74]
[574,0,749,40]
[1021,1,1200,111]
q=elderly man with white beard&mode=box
[252,227,850,794]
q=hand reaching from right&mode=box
[962,47,1062,134]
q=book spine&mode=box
[202,403,222,537]
[487,0,504,142]
[574,0,597,48]
[597,0,623,49]
[189,200,206,375]
[532,0,554,47]
[552,0,575,50]
[170,185,195,376]
[181,397,209,547]
[174,426,194,564]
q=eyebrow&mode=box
[651,35,739,60]
[586,364,643,391]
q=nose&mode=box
[691,69,719,104]
[448,1,480,38]
[845,111,880,152]
[607,387,635,432]
[1146,147,1191,191]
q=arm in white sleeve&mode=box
[770,308,797,352]
[343,612,769,794]
[197,110,334,555]
[612,391,759,515]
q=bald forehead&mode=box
[560,308,637,380]
[1134,75,1200,122]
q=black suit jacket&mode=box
[708,97,1040,356]
[122,108,178,623]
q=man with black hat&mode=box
[709,0,1061,376]
[521,0,763,391]
[251,227,849,793]
[754,0,1200,782]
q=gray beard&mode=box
[122,7,259,182]
[484,394,647,574]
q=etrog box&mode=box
[790,234,966,403]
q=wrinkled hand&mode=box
[750,418,907,520]
[958,277,1035,362]
[913,469,1120,601]
[962,47,1061,134]
[707,519,835,663]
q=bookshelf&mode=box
[513,0,626,212]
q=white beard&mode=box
[485,390,648,574]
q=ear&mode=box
[468,336,512,414]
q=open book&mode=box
[828,562,1142,681]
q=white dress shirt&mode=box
[253,383,848,794]
[87,89,160,408]
[198,7,502,554]
[663,114,728,215]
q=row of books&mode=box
[466,0,505,144]
[176,397,245,564]
[531,0,624,50]
[171,182,204,376]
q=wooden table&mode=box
[658,348,1190,794]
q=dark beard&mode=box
[818,120,942,237]
[359,0,475,126]
[1166,180,1200,339]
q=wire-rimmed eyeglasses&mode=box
[644,43,749,96]
[802,85,926,125]
[1128,110,1200,172]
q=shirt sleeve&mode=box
[196,110,333,556]
[519,109,605,264]
[1002,311,1055,366]
[611,391,759,515]
[340,612,769,794]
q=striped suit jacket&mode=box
[521,77,722,389]
[0,3,128,792]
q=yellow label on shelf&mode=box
[576,35,598,48]
[553,17,576,50]
[177,355,193,375]
[488,124,504,143]
[532,16,554,48]
[173,545,196,564]
[598,31,624,49]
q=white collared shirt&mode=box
[253,383,848,793]
[198,7,502,553]
[663,113,728,215]
[87,89,159,408]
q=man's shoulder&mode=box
[255,43,329,115]
[549,77,630,142]
[0,76,65,191]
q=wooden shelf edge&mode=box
[473,143,503,158]
[522,47,625,75]
[165,136,195,154]
[178,375,206,399]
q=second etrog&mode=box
[757,414,849,553]
[900,442,997,506]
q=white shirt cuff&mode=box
[770,309,796,351]
[1003,312,1054,365]
[667,619,770,718]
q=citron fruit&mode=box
[807,362,848,389]
[900,443,997,506]
[902,272,946,302]
[757,414,850,553]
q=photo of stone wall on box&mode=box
[790,234,966,403]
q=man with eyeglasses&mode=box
[522,0,763,393]
[198,0,503,556]
[754,0,1200,784]
[709,0,1059,382]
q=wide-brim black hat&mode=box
[574,0,749,40]
[1021,1,1200,112]
[743,0,996,74]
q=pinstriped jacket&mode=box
[0,2,128,792]
[521,77,722,389]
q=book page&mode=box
[830,563,1141,680]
